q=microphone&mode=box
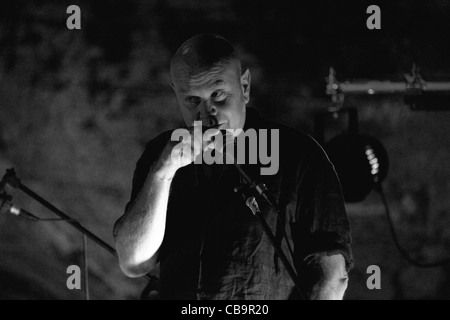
[0,169,20,216]
[200,117,220,136]
[0,191,20,216]
[0,171,36,219]
[0,191,40,220]
[201,117,218,128]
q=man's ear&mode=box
[241,68,251,104]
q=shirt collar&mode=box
[243,108,262,131]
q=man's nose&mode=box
[200,100,217,116]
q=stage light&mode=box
[325,133,389,203]
[314,106,389,203]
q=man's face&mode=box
[171,61,251,131]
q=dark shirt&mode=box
[124,108,353,300]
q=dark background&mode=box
[1,0,450,299]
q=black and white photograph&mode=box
[1,0,450,303]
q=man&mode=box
[114,34,353,300]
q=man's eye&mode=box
[212,91,226,100]
[185,97,201,106]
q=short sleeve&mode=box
[293,138,354,271]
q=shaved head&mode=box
[170,34,241,83]
[170,34,251,131]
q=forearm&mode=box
[309,272,348,300]
[114,169,173,277]
[114,129,210,277]
[304,253,349,300]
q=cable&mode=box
[20,211,72,222]
[275,210,296,267]
[2,201,91,299]
[225,137,297,267]
[364,143,450,267]
[19,207,91,300]
[246,197,306,299]
[83,234,89,301]
[16,206,74,222]
[1,167,154,291]
[376,183,450,268]
[1,199,72,222]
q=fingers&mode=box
[168,125,234,167]
[200,128,235,155]
[202,128,220,141]
[188,124,221,152]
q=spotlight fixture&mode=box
[325,132,388,202]
[315,107,389,203]
[324,69,450,267]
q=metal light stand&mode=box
[326,65,450,111]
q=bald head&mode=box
[170,34,241,83]
[170,34,251,131]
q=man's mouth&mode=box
[201,118,218,127]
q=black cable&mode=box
[19,209,72,222]
[2,168,153,284]
[83,235,89,301]
[226,136,297,268]
[275,209,296,267]
[23,215,71,222]
[376,183,450,268]
[19,207,90,299]
[246,197,306,300]
[36,218,72,221]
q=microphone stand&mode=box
[232,163,307,300]
[1,168,152,282]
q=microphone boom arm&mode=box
[1,168,152,281]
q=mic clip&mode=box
[1,168,21,190]
[0,191,14,216]
[234,183,256,202]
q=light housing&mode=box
[325,133,389,203]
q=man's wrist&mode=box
[152,161,178,181]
